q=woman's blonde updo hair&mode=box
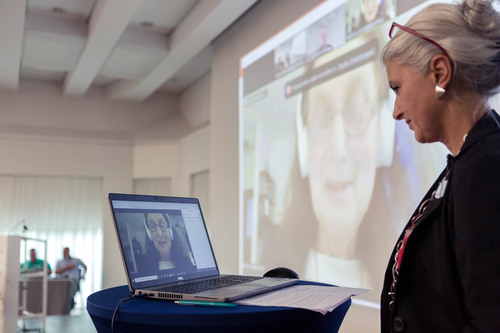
[381,0,500,97]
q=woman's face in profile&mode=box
[147,213,172,259]
[306,62,379,232]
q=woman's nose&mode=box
[392,101,403,121]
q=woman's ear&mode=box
[429,54,452,90]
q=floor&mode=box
[17,307,97,333]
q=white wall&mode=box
[134,143,181,193]
[179,127,210,197]
[180,72,211,129]
[132,127,210,200]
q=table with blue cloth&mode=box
[87,281,351,333]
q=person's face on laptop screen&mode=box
[146,213,173,262]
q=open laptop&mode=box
[108,193,298,302]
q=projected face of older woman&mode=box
[306,61,379,258]
[146,213,172,261]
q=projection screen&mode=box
[238,0,500,304]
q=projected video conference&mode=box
[238,0,500,302]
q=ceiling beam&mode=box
[63,0,143,97]
[105,0,258,102]
[0,0,26,90]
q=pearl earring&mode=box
[436,85,446,99]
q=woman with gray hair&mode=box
[380,0,500,331]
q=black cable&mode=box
[111,295,132,333]
[111,294,148,333]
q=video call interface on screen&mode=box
[111,199,218,289]
[238,0,500,302]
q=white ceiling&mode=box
[0,0,258,101]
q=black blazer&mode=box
[381,110,500,332]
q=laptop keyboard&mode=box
[159,275,262,294]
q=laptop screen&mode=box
[108,193,219,290]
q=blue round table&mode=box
[87,281,351,333]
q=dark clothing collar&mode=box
[455,110,500,159]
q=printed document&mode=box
[235,285,369,315]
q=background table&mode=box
[19,276,78,315]
[87,281,351,333]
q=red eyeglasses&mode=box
[389,22,450,59]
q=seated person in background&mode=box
[56,247,87,309]
[56,247,87,284]
[20,248,52,275]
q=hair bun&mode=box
[461,0,500,40]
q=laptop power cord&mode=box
[111,294,147,333]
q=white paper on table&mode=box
[234,285,369,315]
